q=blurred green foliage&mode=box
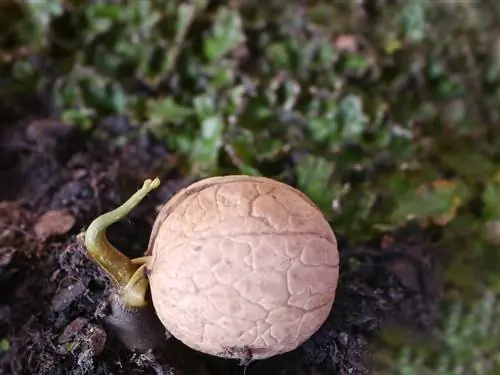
[378,292,500,375]
[2,0,500,373]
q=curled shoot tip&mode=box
[143,177,161,191]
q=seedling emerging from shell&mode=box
[85,175,339,360]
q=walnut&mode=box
[146,176,339,359]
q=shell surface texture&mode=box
[146,175,339,360]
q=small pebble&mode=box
[51,282,86,312]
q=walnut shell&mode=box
[146,175,339,360]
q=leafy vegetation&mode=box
[2,0,500,373]
[377,292,500,375]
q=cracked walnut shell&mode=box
[145,175,339,360]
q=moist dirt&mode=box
[0,115,440,375]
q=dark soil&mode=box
[0,114,440,375]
